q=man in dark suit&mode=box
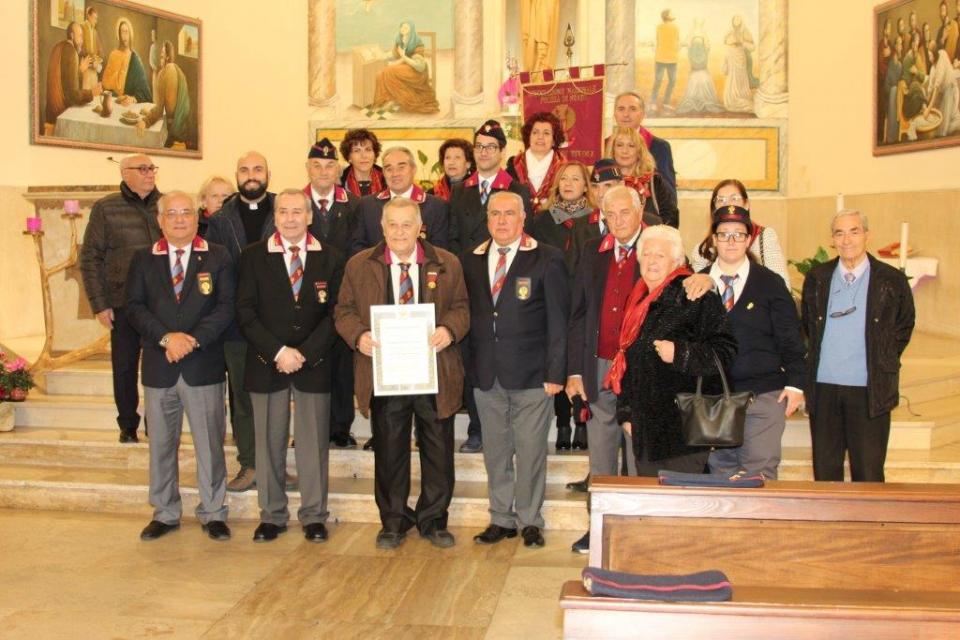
[606,92,677,190]
[235,189,345,543]
[335,197,470,549]
[205,151,281,493]
[350,146,449,255]
[302,138,360,449]
[802,209,915,482]
[448,120,533,454]
[124,191,235,541]
[463,191,569,548]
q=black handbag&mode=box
[675,351,753,448]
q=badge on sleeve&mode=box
[419,223,428,240]
[315,281,328,304]
[516,277,531,301]
[198,272,213,296]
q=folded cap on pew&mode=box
[582,567,732,602]
[657,470,765,488]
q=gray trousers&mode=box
[475,380,552,529]
[588,359,637,477]
[144,378,228,525]
[708,390,786,479]
[251,388,330,526]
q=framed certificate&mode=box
[371,303,438,396]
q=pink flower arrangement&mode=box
[0,350,35,401]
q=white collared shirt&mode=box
[709,258,751,306]
[616,229,642,262]
[838,255,870,284]
[391,186,414,200]
[389,250,420,304]
[524,148,554,193]
[487,236,523,286]
[167,242,192,273]
[280,235,308,273]
[310,185,335,210]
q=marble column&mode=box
[308,0,337,108]
[754,0,789,118]
[604,0,635,100]
[453,0,484,110]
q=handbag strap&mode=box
[692,350,731,399]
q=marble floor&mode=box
[0,509,588,639]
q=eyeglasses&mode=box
[473,143,500,153]
[714,194,743,205]
[830,306,857,318]
[714,231,749,243]
[123,164,159,175]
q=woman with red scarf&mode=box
[606,126,679,228]
[428,138,475,201]
[339,128,386,197]
[506,111,566,212]
[605,225,736,476]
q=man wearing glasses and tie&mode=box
[801,209,915,482]
[81,154,161,444]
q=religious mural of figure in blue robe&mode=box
[101,18,152,107]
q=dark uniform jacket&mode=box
[801,254,915,418]
[235,232,345,394]
[334,240,470,420]
[301,183,360,256]
[447,169,533,256]
[204,192,276,265]
[124,236,234,388]
[462,234,569,391]
[80,182,161,312]
[350,185,449,255]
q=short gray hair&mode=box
[636,224,685,268]
[275,188,311,210]
[601,184,643,213]
[831,209,870,232]
[381,146,417,169]
[157,190,194,213]
[487,189,524,212]
[382,196,423,224]
[614,91,645,111]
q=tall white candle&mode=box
[899,222,909,270]
[836,193,844,212]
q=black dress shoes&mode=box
[473,524,518,544]
[363,438,376,451]
[566,474,590,493]
[521,526,545,547]
[555,425,572,451]
[202,520,231,541]
[119,430,139,444]
[253,522,287,542]
[420,526,455,548]
[331,433,357,448]
[140,520,179,540]
[571,531,590,554]
[303,523,328,542]
[572,423,588,450]
[376,529,406,549]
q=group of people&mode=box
[78,91,915,553]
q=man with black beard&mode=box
[206,151,290,492]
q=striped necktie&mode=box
[491,247,510,304]
[720,274,738,312]
[171,249,185,302]
[288,245,303,301]
[398,263,413,304]
[480,180,490,206]
[618,245,630,263]
[843,272,856,286]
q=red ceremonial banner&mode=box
[520,70,606,168]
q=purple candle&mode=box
[26,217,42,232]
[64,199,80,215]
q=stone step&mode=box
[0,427,591,483]
[0,462,589,531]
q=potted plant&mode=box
[0,350,35,402]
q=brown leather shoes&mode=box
[226,467,256,492]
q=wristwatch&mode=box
[159,334,171,347]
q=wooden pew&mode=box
[560,477,960,639]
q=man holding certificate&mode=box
[462,191,570,548]
[335,197,469,550]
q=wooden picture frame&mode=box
[31,0,202,158]
[874,0,960,156]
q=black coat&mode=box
[615,279,737,461]
[124,237,234,388]
[235,233,345,393]
[801,254,915,418]
[699,262,806,395]
[350,187,449,256]
[204,192,277,265]
[462,235,569,390]
[568,236,641,401]
[302,184,359,257]
[447,171,533,256]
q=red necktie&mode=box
[491,247,510,304]
[171,249,185,302]
[289,245,303,301]
[398,263,413,304]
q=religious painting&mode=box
[31,0,202,158]
[634,0,762,118]
[319,0,454,119]
[874,0,960,156]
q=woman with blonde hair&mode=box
[606,126,678,227]
[196,175,235,238]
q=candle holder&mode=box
[23,206,110,376]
